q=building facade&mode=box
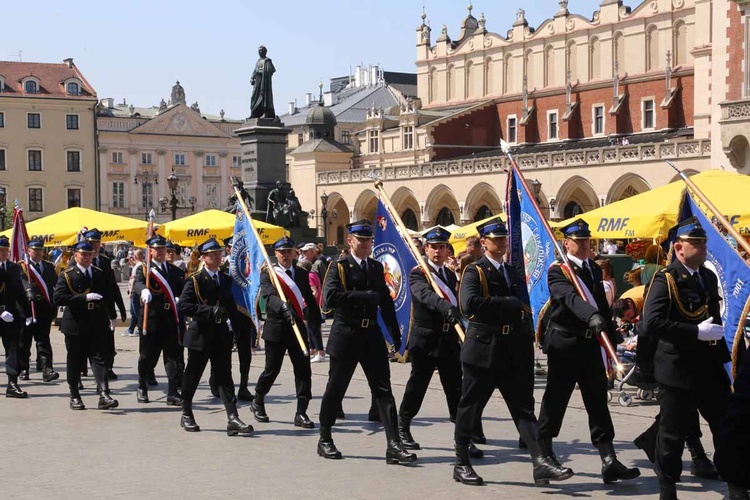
[97,82,243,223]
[0,59,98,223]
[288,0,748,245]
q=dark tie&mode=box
[693,271,705,292]
[360,260,367,274]
[581,261,594,288]
[162,264,168,276]
[438,267,446,283]
[285,269,293,280]
[1,262,5,272]
[214,273,220,286]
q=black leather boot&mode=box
[729,483,750,500]
[19,370,29,381]
[468,442,484,459]
[107,368,118,380]
[686,437,719,479]
[532,454,575,486]
[6,377,28,398]
[41,356,59,382]
[453,444,483,486]
[294,398,314,428]
[166,393,183,406]
[147,370,158,387]
[398,415,420,450]
[385,440,417,464]
[633,420,658,463]
[368,395,381,422]
[317,427,342,459]
[250,392,269,422]
[237,387,254,402]
[520,421,574,485]
[136,383,149,403]
[98,391,119,410]
[181,413,200,432]
[227,413,254,436]
[598,442,640,483]
[659,481,678,500]
[69,396,86,410]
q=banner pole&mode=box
[141,209,155,335]
[232,178,308,357]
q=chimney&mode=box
[372,65,380,85]
[305,92,312,106]
[63,57,74,68]
[323,91,334,107]
[288,101,295,115]
[355,65,362,88]
[101,97,114,109]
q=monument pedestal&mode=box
[234,118,291,222]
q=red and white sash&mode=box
[26,260,51,305]
[426,266,457,307]
[149,266,179,325]
[274,266,306,320]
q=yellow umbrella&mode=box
[161,209,286,247]
[557,170,750,239]
[449,215,506,255]
[0,207,150,246]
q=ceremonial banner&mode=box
[10,205,29,262]
[374,199,418,355]
[229,206,265,330]
[677,190,750,355]
[506,167,557,331]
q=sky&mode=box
[2,0,605,119]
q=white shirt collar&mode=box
[427,259,444,274]
[76,263,91,274]
[352,254,367,267]
[566,253,588,269]
[484,254,504,271]
[683,263,699,275]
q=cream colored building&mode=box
[97,82,243,224]
[283,0,748,245]
[0,59,98,222]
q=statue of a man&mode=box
[250,45,276,119]
[266,181,286,224]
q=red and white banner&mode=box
[428,267,457,306]
[149,266,179,325]
[274,266,306,320]
[10,206,29,262]
[26,261,51,305]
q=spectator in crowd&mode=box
[298,260,325,363]
[186,249,201,274]
[640,244,666,286]
[464,236,483,261]
[604,240,619,255]
[167,243,187,272]
[123,249,145,337]
[54,248,72,275]
[596,259,616,306]
[312,244,329,284]
[338,248,349,259]
[412,237,425,256]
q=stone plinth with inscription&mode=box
[234,117,291,221]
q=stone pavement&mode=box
[2,320,728,499]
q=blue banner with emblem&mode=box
[373,200,418,355]
[229,205,265,330]
[506,168,557,331]
[677,190,750,355]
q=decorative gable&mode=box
[129,104,233,138]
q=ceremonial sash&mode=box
[149,267,179,325]
[26,260,51,305]
[274,266,306,320]
[424,267,457,306]
[560,262,609,372]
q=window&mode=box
[174,153,186,166]
[508,116,517,143]
[142,183,154,208]
[643,99,655,129]
[341,130,351,145]
[205,154,217,167]
[0,112,4,127]
[67,82,79,95]
[28,188,43,212]
[403,126,414,150]
[67,151,81,172]
[141,152,152,165]
[25,80,37,94]
[232,155,241,167]
[111,152,123,164]
[593,106,605,135]
[548,111,559,140]
[28,113,41,129]
[368,130,379,153]
[28,150,42,171]
[112,182,125,208]
[0,150,5,170]
[66,114,79,130]
[297,132,304,146]
[67,189,81,208]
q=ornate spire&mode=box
[478,12,486,32]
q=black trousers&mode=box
[319,346,398,442]
[234,314,255,388]
[1,326,21,377]
[255,334,312,411]
[454,343,537,446]
[138,324,181,396]
[102,326,116,369]
[538,349,615,447]
[400,351,461,421]
[656,379,730,483]
[19,319,53,371]
[182,344,236,418]
[64,334,108,398]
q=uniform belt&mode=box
[469,322,513,335]
[336,316,377,329]
[87,302,101,310]
[164,303,171,310]
[549,321,593,339]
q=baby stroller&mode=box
[608,331,660,407]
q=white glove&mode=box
[110,319,117,330]
[86,293,103,301]
[697,317,724,342]
[141,289,152,304]
[25,317,33,326]
[1,311,14,322]
[175,297,179,305]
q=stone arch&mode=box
[647,25,660,71]
[567,40,578,82]
[466,60,476,98]
[428,67,437,103]
[391,186,421,226]
[464,181,503,223]
[524,49,535,89]
[606,173,651,204]
[589,36,601,80]
[446,64,456,101]
[555,176,599,218]
[352,189,377,224]
[669,169,700,183]
[613,31,625,74]
[424,184,459,228]
[544,45,555,87]
[673,21,687,66]
[484,56,493,96]
[323,191,351,246]
[504,53,514,93]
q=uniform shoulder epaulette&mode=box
[338,257,348,263]
[43,259,54,266]
[220,270,230,277]
[187,270,201,278]
[92,265,102,271]
[62,267,76,274]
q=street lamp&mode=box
[0,187,6,231]
[158,168,196,221]
[320,191,329,243]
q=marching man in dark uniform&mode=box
[0,236,30,398]
[19,238,60,383]
[454,217,573,486]
[642,216,730,500]
[53,241,119,410]
[84,229,127,380]
[537,219,639,484]
[317,220,416,464]
[251,236,321,428]
[398,227,462,450]
[133,235,185,405]
[177,238,253,436]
